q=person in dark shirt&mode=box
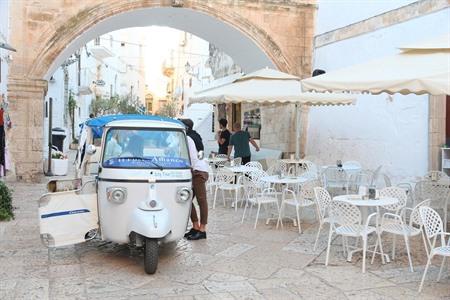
[228,122,259,165]
[180,118,204,151]
[216,118,231,155]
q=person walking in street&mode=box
[227,122,259,165]
[216,118,231,155]
[180,119,209,240]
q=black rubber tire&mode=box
[144,238,159,274]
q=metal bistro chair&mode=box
[213,168,243,210]
[276,179,317,234]
[241,172,280,229]
[347,170,373,195]
[396,183,414,208]
[225,157,242,167]
[266,160,288,195]
[244,161,263,170]
[266,160,288,176]
[373,199,431,272]
[303,160,320,180]
[414,180,450,231]
[322,166,348,197]
[313,187,333,251]
[418,206,450,292]
[208,154,228,181]
[325,200,383,273]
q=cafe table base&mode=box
[332,195,399,265]
[343,238,390,264]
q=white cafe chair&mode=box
[325,200,383,273]
[241,171,280,229]
[373,199,431,272]
[418,206,450,292]
[313,187,333,251]
[245,161,263,170]
[213,168,243,210]
[276,180,317,234]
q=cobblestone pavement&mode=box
[1,181,449,299]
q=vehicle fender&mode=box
[128,208,171,239]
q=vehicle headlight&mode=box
[107,187,127,204]
[177,187,192,203]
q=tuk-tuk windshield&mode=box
[102,128,190,169]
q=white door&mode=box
[39,181,98,247]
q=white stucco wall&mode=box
[0,0,10,98]
[308,7,450,183]
[316,0,417,35]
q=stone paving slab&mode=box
[0,182,449,299]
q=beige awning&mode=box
[301,34,450,96]
[190,68,356,158]
[190,68,356,106]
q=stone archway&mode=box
[7,0,316,180]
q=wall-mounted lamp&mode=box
[0,42,16,52]
[171,0,184,7]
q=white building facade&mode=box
[44,28,146,156]
[0,0,11,100]
[307,1,450,183]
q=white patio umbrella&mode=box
[190,68,356,158]
[301,34,450,96]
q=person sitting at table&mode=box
[227,122,259,165]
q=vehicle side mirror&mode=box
[86,144,97,155]
[197,150,204,160]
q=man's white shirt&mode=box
[187,136,209,173]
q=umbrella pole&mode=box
[295,104,300,159]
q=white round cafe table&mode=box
[225,165,259,174]
[333,195,398,207]
[322,165,362,172]
[280,159,304,165]
[205,157,228,164]
[260,175,309,185]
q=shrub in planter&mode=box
[0,181,14,221]
[51,151,69,176]
[51,151,67,160]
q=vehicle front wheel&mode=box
[144,238,159,274]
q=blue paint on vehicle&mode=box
[41,209,90,219]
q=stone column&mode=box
[428,95,446,171]
[6,78,47,181]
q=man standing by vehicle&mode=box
[227,122,259,165]
[180,119,209,240]
[216,118,231,155]
[181,118,203,152]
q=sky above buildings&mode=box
[108,26,210,98]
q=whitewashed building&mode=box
[44,28,147,156]
[307,0,450,183]
[0,0,11,104]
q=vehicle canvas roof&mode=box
[85,114,183,138]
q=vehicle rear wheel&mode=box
[144,238,159,274]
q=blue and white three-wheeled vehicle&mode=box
[39,115,193,274]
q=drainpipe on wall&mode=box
[45,97,53,176]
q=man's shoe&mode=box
[187,231,206,240]
[184,228,198,238]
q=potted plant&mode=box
[0,181,14,221]
[51,150,69,176]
